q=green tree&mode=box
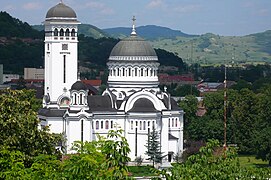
[63,129,131,179]
[154,140,271,179]
[174,84,200,97]
[0,89,60,166]
[145,127,164,167]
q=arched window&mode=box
[172,119,174,127]
[53,28,58,36]
[79,93,83,105]
[141,68,144,76]
[60,29,64,36]
[47,44,49,51]
[140,121,142,130]
[111,120,113,129]
[105,120,109,129]
[175,118,178,127]
[122,68,125,76]
[65,29,70,36]
[101,121,104,129]
[73,93,77,105]
[135,68,138,76]
[146,68,149,76]
[96,121,99,130]
[131,121,133,130]
[71,29,76,36]
[143,121,146,130]
[168,119,171,127]
[128,68,131,76]
[148,121,150,127]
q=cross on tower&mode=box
[131,16,137,35]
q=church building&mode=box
[38,2,184,162]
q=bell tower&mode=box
[44,2,80,105]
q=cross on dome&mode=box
[131,16,137,36]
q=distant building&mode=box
[3,74,19,83]
[24,68,44,80]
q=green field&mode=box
[238,156,269,168]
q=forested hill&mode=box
[0,12,185,75]
[0,11,43,38]
[103,25,195,39]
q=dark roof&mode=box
[87,95,116,112]
[171,98,181,110]
[169,133,178,140]
[71,81,88,91]
[38,108,66,117]
[129,98,158,112]
[109,35,157,57]
[46,2,77,18]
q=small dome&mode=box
[71,81,87,91]
[109,35,157,57]
[46,2,77,19]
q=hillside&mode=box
[0,11,42,38]
[103,25,194,39]
[32,24,108,39]
[149,31,271,64]
[0,12,185,75]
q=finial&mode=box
[131,16,137,36]
[78,72,80,81]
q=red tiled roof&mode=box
[81,79,102,86]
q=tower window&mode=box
[63,55,66,83]
[60,29,64,36]
[65,29,70,36]
[54,28,58,36]
[71,29,76,36]
[62,44,68,50]
[47,44,49,51]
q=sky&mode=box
[1,0,271,36]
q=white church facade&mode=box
[38,2,184,162]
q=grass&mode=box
[128,165,157,177]
[238,155,269,168]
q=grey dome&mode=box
[110,35,157,57]
[71,81,87,91]
[46,2,76,18]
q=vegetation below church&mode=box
[179,85,271,166]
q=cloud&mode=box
[22,2,42,10]
[85,1,114,15]
[172,4,201,14]
[243,2,254,8]
[147,0,163,9]
[257,9,269,16]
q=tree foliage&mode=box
[145,127,165,166]
[0,89,61,166]
[154,140,271,179]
